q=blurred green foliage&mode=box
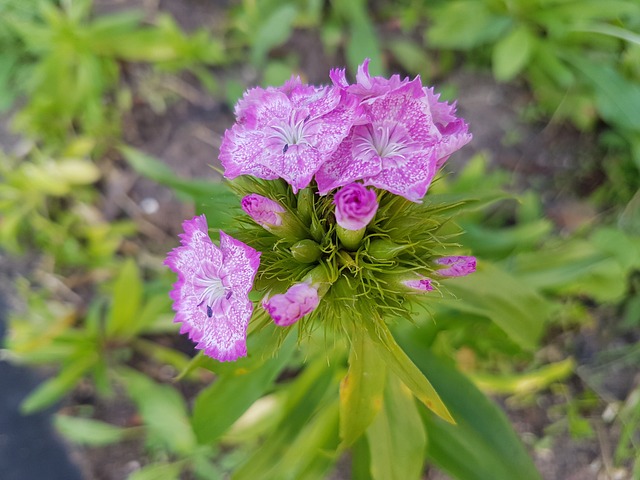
[0,0,638,479]
[0,0,224,148]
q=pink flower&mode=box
[330,58,409,101]
[317,60,472,202]
[241,194,286,228]
[333,183,378,231]
[263,283,319,327]
[164,215,261,362]
[402,276,434,292]
[435,256,476,277]
[220,76,360,193]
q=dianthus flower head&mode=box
[220,76,360,193]
[317,59,472,202]
[164,215,260,362]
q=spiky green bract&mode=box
[229,176,466,343]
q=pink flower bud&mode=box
[241,194,286,228]
[435,256,476,277]
[402,276,434,292]
[263,283,319,327]
[333,183,378,231]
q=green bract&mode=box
[230,176,466,339]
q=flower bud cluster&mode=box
[166,60,476,361]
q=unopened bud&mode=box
[435,256,476,277]
[263,283,319,327]
[241,193,307,242]
[368,239,409,260]
[402,276,434,292]
[334,183,378,231]
[291,239,322,263]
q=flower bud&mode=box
[334,183,378,251]
[402,276,434,292]
[435,256,476,277]
[241,193,307,242]
[241,193,285,228]
[263,283,320,327]
[333,183,378,231]
[290,239,322,263]
[368,239,409,260]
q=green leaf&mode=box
[427,1,511,49]
[388,40,431,79]
[21,353,98,414]
[507,236,630,303]
[133,292,173,334]
[492,25,534,81]
[531,43,575,89]
[128,462,185,480]
[117,368,197,456]
[107,258,143,338]
[368,322,454,423]
[460,219,554,259]
[251,5,298,65]
[532,1,639,25]
[397,340,541,480]
[571,23,640,46]
[620,190,640,235]
[121,146,238,229]
[351,436,373,480]
[120,146,218,199]
[345,9,383,77]
[566,56,640,130]
[366,375,427,480]
[231,357,341,480]
[440,262,550,350]
[54,415,130,446]
[469,358,575,395]
[270,400,340,480]
[339,330,387,448]
[191,327,296,444]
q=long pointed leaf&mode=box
[398,336,541,480]
[366,375,427,480]
[191,328,296,444]
[339,330,387,448]
[368,322,454,424]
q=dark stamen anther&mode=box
[207,305,213,318]
[304,114,311,123]
[283,144,289,154]
[226,290,233,300]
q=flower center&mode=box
[269,112,311,152]
[353,123,409,167]
[194,274,232,318]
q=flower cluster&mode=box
[166,60,476,361]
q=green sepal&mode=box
[296,187,313,225]
[291,239,322,263]
[367,239,410,260]
[337,224,365,251]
